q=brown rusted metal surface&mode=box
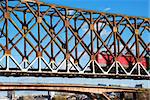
[0,0,149,79]
[0,83,144,93]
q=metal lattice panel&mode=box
[0,0,149,79]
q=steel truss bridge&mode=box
[0,0,149,79]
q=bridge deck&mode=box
[0,83,145,93]
[0,70,149,79]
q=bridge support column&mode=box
[120,92,125,100]
[48,91,51,100]
[133,92,137,100]
[7,91,16,100]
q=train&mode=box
[96,53,150,69]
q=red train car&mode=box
[96,53,149,69]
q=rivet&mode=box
[4,12,10,19]
[37,17,42,23]
[113,27,117,33]
[66,54,70,60]
[5,49,11,56]
[65,20,70,27]
[36,51,42,57]
[90,24,94,30]
[135,29,139,34]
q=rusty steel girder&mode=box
[0,0,149,79]
[0,83,142,93]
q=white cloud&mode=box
[68,10,74,15]
[81,21,111,38]
[104,8,111,11]
[94,23,110,36]
[82,23,89,32]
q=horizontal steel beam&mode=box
[0,83,144,93]
[0,70,149,80]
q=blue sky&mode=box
[40,0,150,17]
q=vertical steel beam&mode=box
[5,0,9,71]
[135,18,139,62]
[74,18,78,64]
[50,16,54,60]
[23,11,27,68]
[64,8,69,72]
[37,3,42,72]
[90,12,95,73]
[113,15,119,74]
[37,4,41,52]
[5,0,8,49]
